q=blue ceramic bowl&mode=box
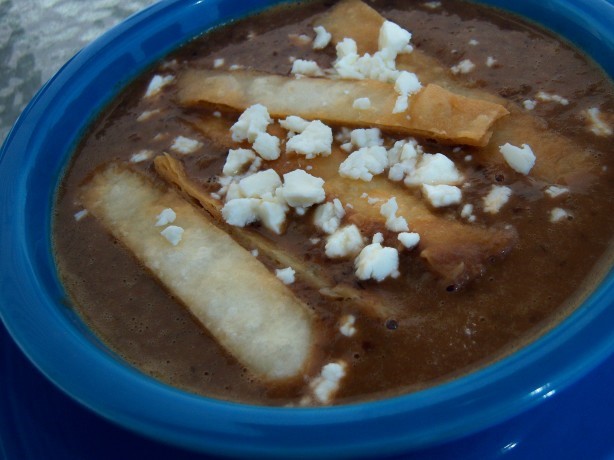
[0,0,612,458]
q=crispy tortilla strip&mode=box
[177,69,508,146]
[315,0,598,184]
[309,150,518,286]
[154,154,391,317]
[80,164,314,381]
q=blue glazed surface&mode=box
[0,0,612,458]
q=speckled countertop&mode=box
[0,0,159,143]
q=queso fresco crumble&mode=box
[56,0,613,406]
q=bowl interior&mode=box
[0,0,613,457]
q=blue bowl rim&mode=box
[0,0,613,458]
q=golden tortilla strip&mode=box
[80,164,314,381]
[154,154,391,317]
[316,0,598,184]
[177,69,508,146]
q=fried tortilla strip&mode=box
[177,69,508,147]
[80,164,314,381]
[154,154,391,317]
[316,0,598,184]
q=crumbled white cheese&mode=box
[404,153,463,186]
[422,184,462,207]
[313,26,332,50]
[223,148,257,176]
[339,146,388,181]
[285,120,333,159]
[545,185,569,198]
[486,56,497,67]
[342,128,384,151]
[398,232,420,249]
[550,207,571,222]
[280,169,326,209]
[325,225,365,258]
[73,209,88,221]
[221,198,260,227]
[280,115,311,134]
[212,111,222,118]
[339,315,357,337]
[451,59,475,75]
[499,143,536,175]
[310,361,347,404]
[160,225,184,246]
[213,58,225,68]
[468,39,479,46]
[251,249,259,257]
[380,197,409,232]
[393,71,422,113]
[230,104,272,143]
[388,140,420,181]
[460,203,476,222]
[355,235,400,282]
[379,20,413,57]
[155,208,177,227]
[253,132,281,160]
[229,64,244,71]
[313,199,346,234]
[258,200,289,234]
[275,267,296,285]
[353,97,372,110]
[171,136,202,155]
[238,169,282,198]
[536,91,569,105]
[585,107,612,136]
[464,155,473,162]
[130,149,152,163]
[291,59,325,77]
[144,74,175,98]
[523,99,537,110]
[483,185,512,214]
[423,0,441,8]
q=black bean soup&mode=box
[53,0,613,405]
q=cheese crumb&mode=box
[355,236,400,282]
[536,91,569,106]
[342,128,384,151]
[499,143,536,175]
[251,249,259,257]
[310,361,347,404]
[353,97,372,110]
[393,71,422,113]
[238,169,282,198]
[213,58,225,68]
[222,198,260,227]
[275,267,296,285]
[461,203,476,222]
[550,207,571,222]
[230,104,271,143]
[155,208,176,227]
[545,185,569,198]
[451,59,475,75]
[404,153,463,187]
[144,74,174,98]
[253,132,281,160]
[398,232,420,249]
[339,315,357,337]
[171,136,202,155]
[468,39,479,46]
[422,184,462,207]
[339,146,388,181]
[325,225,365,258]
[285,120,333,159]
[160,225,184,246]
[486,56,497,67]
[291,59,325,77]
[314,199,346,234]
[423,1,441,7]
[223,148,256,176]
[380,197,409,232]
[73,209,88,221]
[280,169,326,209]
[313,26,332,49]
[585,107,612,136]
[483,185,512,214]
[522,99,537,111]
[130,149,152,163]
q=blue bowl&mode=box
[0,0,612,458]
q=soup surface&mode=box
[54,0,613,406]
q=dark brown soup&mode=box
[53,0,614,406]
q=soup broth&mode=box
[53,0,613,406]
